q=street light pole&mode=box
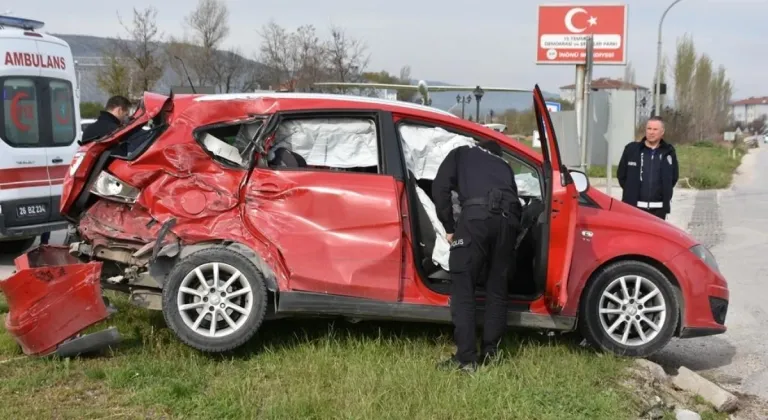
[653,0,683,116]
[473,86,484,123]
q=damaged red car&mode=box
[0,85,729,358]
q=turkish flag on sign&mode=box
[536,5,627,64]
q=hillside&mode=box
[56,33,557,113]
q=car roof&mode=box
[192,92,460,119]
[162,91,542,161]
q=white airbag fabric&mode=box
[398,124,476,180]
[415,186,450,271]
[273,118,378,168]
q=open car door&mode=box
[533,84,579,311]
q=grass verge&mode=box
[586,141,747,189]
[0,291,648,419]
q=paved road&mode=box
[649,145,768,402]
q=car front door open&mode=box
[533,84,579,311]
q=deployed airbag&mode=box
[415,185,450,270]
[272,118,379,168]
[398,124,476,180]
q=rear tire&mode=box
[0,237,36,255]
[161,246,268,353]
[579,260,680,358]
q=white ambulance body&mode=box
[0,16,80,253]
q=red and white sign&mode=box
[536,4,628,65]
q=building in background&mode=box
[729,97,768,124]
[559,77,651,126]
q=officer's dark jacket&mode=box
[616,138,679,213]
[432,145,520,234]
[81,111,122,144]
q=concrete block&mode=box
[672,366,739,412]
[674,408,701,420]
[634,358,669,383]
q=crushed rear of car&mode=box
[0,92,276,355]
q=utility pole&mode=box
[653,0,684,116]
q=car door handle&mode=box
[52,158,63,164]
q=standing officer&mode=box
[617,116,679,220]
[432,140,522,372]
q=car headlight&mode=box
[690,244,720,273]
[90,171,139,203]
[69,152,85,176]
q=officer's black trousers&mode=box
[640,207,667,220]
[448,210,519,364]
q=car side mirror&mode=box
[569,170,589,193]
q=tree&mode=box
[692,53,713,140]
[673,34,696,117]
[256,21,370,92]
[115,7,165,95]
[360,67,416,102]
[95,49,132,98]
[184,0,230,87]
[326,25,370,83]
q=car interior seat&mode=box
[509,197,545,295]
[269,147,307,168]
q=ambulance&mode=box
[0,15,80,253]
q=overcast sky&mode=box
[8,0,760,98]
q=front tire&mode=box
[161,246,268,353]
[579,260,680,357]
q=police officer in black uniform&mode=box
[617,116,679,220]
[432,140,522,372]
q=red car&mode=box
[0,86,729,359]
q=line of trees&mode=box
[95,0,411,100]
[646,34,735,144]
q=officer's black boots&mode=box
[436,355,478,373]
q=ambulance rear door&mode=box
[0,30,52,231]
[36,33,79,225]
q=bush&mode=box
[693,140,715,148]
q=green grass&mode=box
[0,291,650,419]
[586,141,746,189]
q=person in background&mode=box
[617,116,679,220]
[81,95,133,144]
[40,96,132,246]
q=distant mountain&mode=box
[55,33,557,113]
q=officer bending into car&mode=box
[432,140,522,372]
[617,116,679,220]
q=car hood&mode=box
[587,188,698,249]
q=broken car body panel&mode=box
[0,246,109,356]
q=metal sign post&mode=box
[581,35,594,173]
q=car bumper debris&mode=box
[0,245,121,357]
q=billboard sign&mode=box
[546,101,562,112]
[536,4,628,65]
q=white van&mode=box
[0,16,80,253]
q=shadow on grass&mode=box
[98,291,592,361]
[2,290,594,363]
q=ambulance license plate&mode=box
[16,203,48,219]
